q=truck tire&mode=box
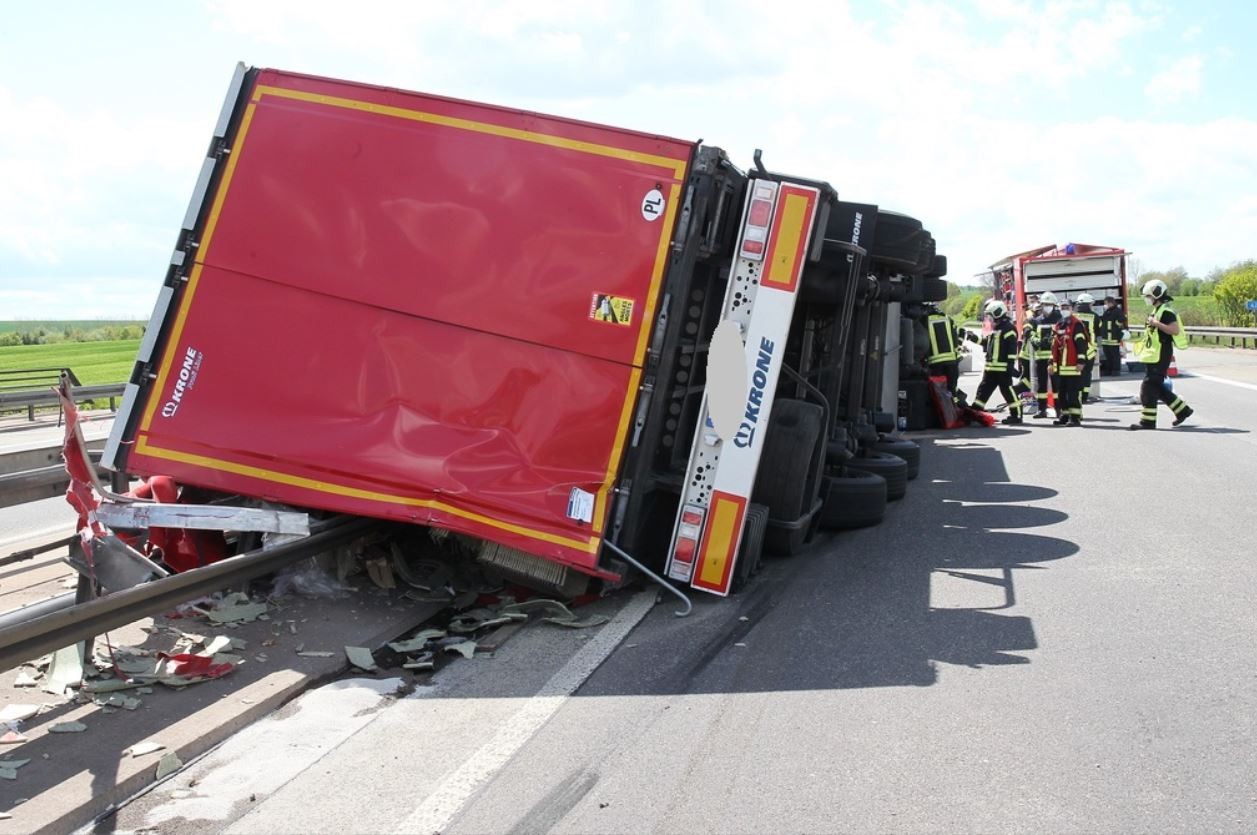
[850,450,907,501]
[873,436,920,480]
[870,211,930,275]
[820,469,887,530]
[732,502,769,593]
[751,399,824,522]
[922,276,948,302]
[929,254,948,278]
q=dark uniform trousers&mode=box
[1138,364,1191,428]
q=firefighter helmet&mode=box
[984,299,1008,319]
[1039,291,1059,305]
[1141,279,1169,301]
[1076,292,1095,304]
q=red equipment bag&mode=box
[927,375,965,429]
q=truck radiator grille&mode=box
[476,542,589,598]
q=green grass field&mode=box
[0,320,142,333]
[0,339,140,385]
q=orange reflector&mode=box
[693,491,747,594]
[762,186,817,293]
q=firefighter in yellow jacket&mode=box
[965,300,1024,424]
[1128,279,1194,430]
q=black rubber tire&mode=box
[820,469,887,529]
[922,276,948,302]
[873,436,920,480]
[752,399,824,521]
[870,211,929,275]
[732,502,769,593]
[850,450,908,500]
[929,254,948,278]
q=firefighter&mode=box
[1128,279,1194,430]
[1074,293,1099,402]
[966,300,1024,425]
[923,303,962,399]
[1049,300,1091,426]
[1097,292,1127,376]
[1028,291,1062,418]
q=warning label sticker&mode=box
[589,294,635,327]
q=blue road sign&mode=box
[1247,299,1257,311]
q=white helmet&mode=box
[1141,279,1169,301]
[1039,291,1058,305]
[1076,293,1095,304]
[984,299,1008,318]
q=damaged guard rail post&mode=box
[603,540,692,617]
[0,515,376,672]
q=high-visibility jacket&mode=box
[1075,308,1098,360]
[973,317,1019,372]
[1137,304,1189,362]
[1097,307,1126,346]
[925,314,959,364]
[1051,317,1091,375]
[1030,309,1062,359]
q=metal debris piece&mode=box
[297,651,334,658]
[155,751,183,780]
[444,641,477,659]
[449,608,528,634]
[128,741,165,758]
[387,629,447,653]
[43,644,85,696]
[0,705,39,724]
[1,731,27,744]
[502,599,609,629]
[83,678,146,694]
[199,636,235,657]
[13,671,38,688]
[49,721,87,733]
[345,646,377,671]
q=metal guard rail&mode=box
[1127,325,1257,349]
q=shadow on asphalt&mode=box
[580,428,1079,698]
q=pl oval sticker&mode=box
[641,189,665,222]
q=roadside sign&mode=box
[1246,300,1257,311]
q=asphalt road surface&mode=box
[103,348,1257,834]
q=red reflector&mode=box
[742,239,765,255]
[681,509,703,526]
[674,538,696,563]
[749,199,772,227]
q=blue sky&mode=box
[2,0,1255,318]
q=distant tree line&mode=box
[0,324,146,347]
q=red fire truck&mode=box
[983,242,1129,330]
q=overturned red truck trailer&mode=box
[106,64,838,597]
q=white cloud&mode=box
[1144,55,1203,104]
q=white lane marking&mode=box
[393,589,657,835]
[1185,372,1257,393]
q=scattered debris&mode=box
[48,721,87,734]
[0,705,39,724]
[206,592,269,624]
[297,651,334,659]
[13,671,38,688]
[502,599,609,629]
[43,644,85,695]
[401,652,435,671]
[444,640,477,659]
[155,751,183,780]
[127,741,165,758]
[1,731,27,745]
[734,642,747,648]
[345,647,377,671]
[0,758,31,780]
[387,629,447,653]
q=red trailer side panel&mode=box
[124,69,695,577]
